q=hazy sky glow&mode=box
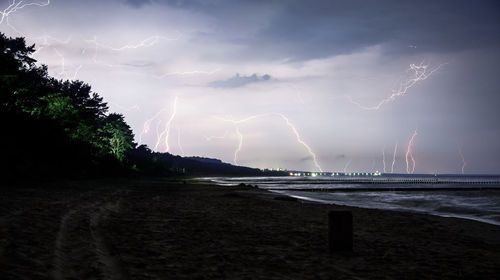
[2,0,500,174]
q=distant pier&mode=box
[267,186,500,192]
[261,172,500,191]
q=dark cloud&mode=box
[209,73,271,88]
[148,0,500,61]
[257,0,500,59]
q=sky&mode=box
[1,0,500,174]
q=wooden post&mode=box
[328,210,353,252]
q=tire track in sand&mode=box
[52,191,129,280]
[90,198,129,280]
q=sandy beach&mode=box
[0,178,499,279]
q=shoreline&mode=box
[199,177,500,227]
[269,189,500,227]
[1,178,499,279]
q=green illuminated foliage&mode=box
[1,32,139,176]
[99,113,135,162]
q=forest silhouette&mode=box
[0,33,280,180]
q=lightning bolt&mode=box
[1,1,50,36]
[71,64,83,80]
[457,143,467,174]
[213,115,264,166]
[87,36,115,67]
[30,35,85,80]
[154,96,178,153]
[86,33,181,68]
[154,117,164,149]
[382,147,386,173]
[405,130,418,174]
[0,0,50,24]
[347,62,445,110]
[215,113,323,171]
[177,127,185,156]
[138,100,179,152]
[391,142,398,173]
[233,126,243,165]
[93,36,161,51]
[32,34,71,56]
[343,158,352,173]
[138,108,169,145]
[1,3,78,80]
[88,34,216,83]
[277,113,323,172]
[87,34,180,52]
[53,48,66,77]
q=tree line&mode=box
[0,33,277,180]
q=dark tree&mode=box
[0,32,272,180]
[0,33,133,179]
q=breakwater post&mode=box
[328,210,353,252]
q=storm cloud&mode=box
[2,0,500,173]
[127,0,500,60]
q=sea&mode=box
[201,175,500,226]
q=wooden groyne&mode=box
[323,179,500,185]
[265,178,500,191]
[267,186,500,192]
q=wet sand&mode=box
[0,178,499,279]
